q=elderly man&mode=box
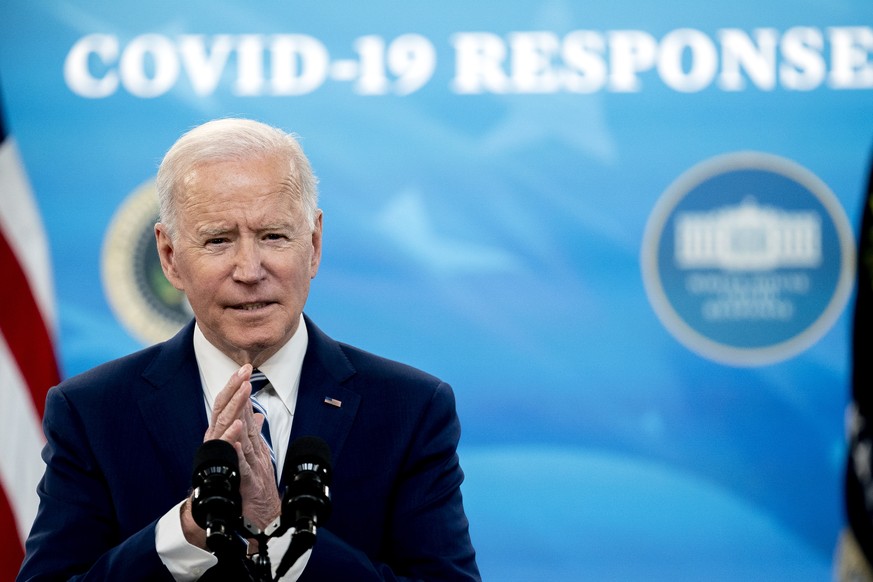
[18,118,480,581]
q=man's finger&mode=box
[212,364,251,415]
[206,366,253,440]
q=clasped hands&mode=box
[182,364,282,550]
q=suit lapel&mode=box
[137,322,208,488]
[282,316,360,485]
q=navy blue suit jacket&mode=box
[18,316,479,581]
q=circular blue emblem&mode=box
[641,152,855,366]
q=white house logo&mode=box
[101,181,192,345]
[641,152,855,366]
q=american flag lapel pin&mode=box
[323,396,342,408]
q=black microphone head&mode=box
[192,439,239,483]
[288,436,332,482]
[190,440,242,550]
[281,435,332,554]
[273,438,333,581]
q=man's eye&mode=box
[206,238,228,245]
[264,233,286,241]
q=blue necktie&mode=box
[249,369,278,481]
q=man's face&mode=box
[156,153,322,366]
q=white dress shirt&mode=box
[155,314,311,580]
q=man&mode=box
[18,118,480,580]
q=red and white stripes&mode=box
[0,113,60,575]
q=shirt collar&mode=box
[192,314,308,415]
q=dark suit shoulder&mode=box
[53,321,196,402]
[59,343,163,392]
[338,341,444,387]
[304,315,448,395]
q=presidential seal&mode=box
[101,180,191,345]
[641,152,855,366]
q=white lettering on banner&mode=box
[64,26,873,98]
[270,35,329,95]
[452,27,873,93]
[354,34,436,95]
[780,27,826,91]
[119,34,179,98]
[605,30,657,92]
[178,35,234,96]
[829,27,873,88]
[719,29,778,91]
[561,31,607,93]
[64,34,119,98]
[235,35,264,95]
[659,29,718,92]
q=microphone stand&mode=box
[249,534,272,582]
[203,533,257,582]
[242,515,283,582]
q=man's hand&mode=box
[235,374,283,531]
[182,364,282,547]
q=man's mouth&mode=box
[232,302,273,311]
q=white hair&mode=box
[156,118,319,239]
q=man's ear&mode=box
[309,210,323,279]
[155,223,184,291]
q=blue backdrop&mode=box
[2,1,873,579]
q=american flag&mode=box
[0,81,61,577]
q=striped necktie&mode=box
[249,369,278,481]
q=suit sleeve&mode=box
[299,381,480,582]
[17,387,175,582]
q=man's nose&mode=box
[232,239,264,282]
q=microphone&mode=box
[275,436,332,579]
[190,439,243,555]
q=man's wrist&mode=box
[156,498,217,580]
[180,495,207,549]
